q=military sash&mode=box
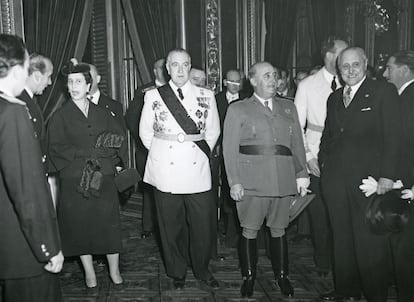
[157,84,211,159]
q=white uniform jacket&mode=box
[139,80,220,194]
[294,68,341,163]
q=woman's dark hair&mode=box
[0,34,27,79]
[61,58,92,85]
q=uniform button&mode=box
[41,244,46,249]
[169,145,173,149]
[170,162,174,165]
[45,252,50,257]
[33,118,37,122]
[340,128,344,132]
[273,139,277,142]
[42,157,46,163]
[193,162,196,165]
[168,129,171,132]
[192,145,196,148]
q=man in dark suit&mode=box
[0,33,63,302]
[223,62,309,298]
[88,64,126,131]
[319,47,401,302]
[125,58,167,239]
[18,53,53,162]
[214,69,245,248]
[276,67,295,101]
[382,50,414,302]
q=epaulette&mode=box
[276,94,294,102]
[142,85,157,94]
[0,93,26,105]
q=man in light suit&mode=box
[319,47,401,301]
[139,48,220,290]
[294,37,348,276]
[223,62,309,298]
[125,58,167,239]
[382,50,414,302]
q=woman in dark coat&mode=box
[48,59,126,287]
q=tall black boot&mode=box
[239,236,257,298]
[269,235,294,297]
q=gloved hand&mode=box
[296,177,310,196]
[401,186,414,200]
[359,176,403,197]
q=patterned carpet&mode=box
[3,193,399,301]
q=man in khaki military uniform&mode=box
[223,62,309,298]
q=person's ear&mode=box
[223,79,228,87]
[96,75,101,84]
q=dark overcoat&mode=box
[0,96,60,279]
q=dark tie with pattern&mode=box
[177,88,184,100]
[331,76,337,92]
[264,100,272,112]
[343,86,352,108]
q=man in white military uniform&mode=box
[294,36,348,277]
[139,48,220,290]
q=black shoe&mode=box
[173,277,185,290]
[203,277,220,289]
[240,277,255,298]
[141,231,153,239]
[320,290,361,301]
[277,274,294,297]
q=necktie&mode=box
[343,86,352,108]
[177,88,184,100]
[264,100,272,112]
[331,76,337,91]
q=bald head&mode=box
[338,47,368,87]
[224,69,242,94]
[153,58,167,84]
[189,68,206,87]
[249,62,278,99]
[88,64,100,94]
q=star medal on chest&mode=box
[197,96,210,109]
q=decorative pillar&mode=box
[205,0,221,92]
[178,0,187,49]
[396,0,411,50]
[365,15,375,66]
[0,0,24,38]
[344,1,356,45]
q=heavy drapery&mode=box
[121,0,177,87]
[264,0,299,68]
[23,0,94,122]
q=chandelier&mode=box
[355,0,389,35]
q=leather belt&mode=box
[307,122,324,133]
[239,144,292,156]
[154,132,205,143]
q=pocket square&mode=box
[361,107,372,111]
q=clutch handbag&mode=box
[365,190,411,235]
[114,168,141,192]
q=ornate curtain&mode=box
[23,0,94,122]
[306,0,346,65]
[264,0,299,68]
[121,0,177,87]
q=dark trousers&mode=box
[322,175,391,301]
[1,271,62,302]
[135,150,156,233]
[154,189,215,280]
[141,183,156,232]
[390,206,414,302]
[308,175,331,270]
